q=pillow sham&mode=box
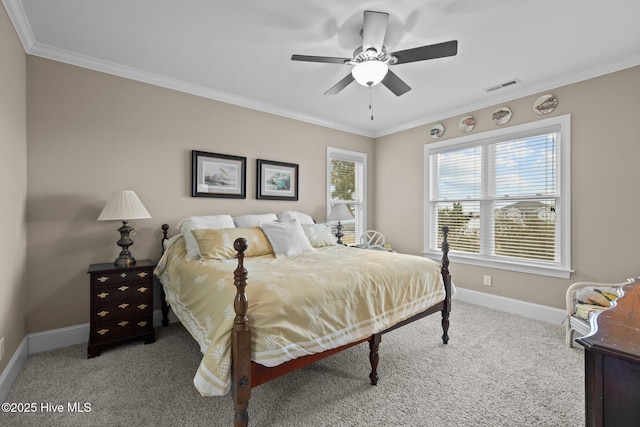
[301,223,337,247]
[233,213,278,228]
[277,210,315,225]
[191,227,273,260]
[260,219,314,257]
[179,215,236,261]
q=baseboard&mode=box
[27,323,90,355]
[453,287,565,324]
[0,337,28,403]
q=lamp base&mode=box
[114,254,136,268]
[335,221,344,245]
[114,220,136,267]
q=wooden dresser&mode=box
[87,260,156,358]
[576,278,640,427]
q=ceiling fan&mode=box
[291,10,458,97]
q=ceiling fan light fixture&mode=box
[352,60,388,87]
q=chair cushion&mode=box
[575,287,618,307]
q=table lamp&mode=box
[97,190,151,267]
[327,203,353,245]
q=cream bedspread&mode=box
[154,236,445,396]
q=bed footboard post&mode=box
[232,238,252,427]
[368,333,381,386]
[441,226,451,344]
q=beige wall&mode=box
[0,6,27,374]
[26,56,374,333]
[375,66,640,309]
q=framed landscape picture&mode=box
[192,150,246,198]
[257,159,298,201]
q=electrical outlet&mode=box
[483,275,492,286]
[0,337,4,362]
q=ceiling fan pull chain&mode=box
[369,84,374,120]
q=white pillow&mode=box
[260,219,314,257]
[301,223,337,247]
[178,215,236,261]
[233,213,278,228]
[277,210,315,225]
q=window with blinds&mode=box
[424,115,571,278]
[327,147,367,245]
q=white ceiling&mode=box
[5,0,640,137]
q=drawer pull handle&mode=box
[137,304,148,310]
[137,287,148,293]
[97,276,109,283]
[97,329,109,335]
[120,273,127,278]
[118,286,129,291]
[97,310,109,317]
[137,321,147,327]
[118,303,129,309]
[118,321,129,327]
[97,292,109,299]
[138,272,149,278]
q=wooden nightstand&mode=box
[87,259,156,358]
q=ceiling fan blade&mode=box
[362,10,389,54]
[381,70,411,96]
[324,74,355,95]
[391,40,458,64]
[291,54,350,64]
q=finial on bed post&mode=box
[232,237,251,427]
[161,224,170,254]
[440,226,451,344]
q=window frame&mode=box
[327,146,367,245]
[423,114,572,278]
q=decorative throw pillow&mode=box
[260,219,314,257]
[575,287,618,307]
[178,215,236,261]
[278,210,315,225]
[233,213,278,228]
[191,227,273,260]
[301,223,337,247]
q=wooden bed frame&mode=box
[158,224,452,427]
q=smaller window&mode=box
[327,147,367,245]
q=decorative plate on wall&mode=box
[492,107,512,125]
[458,116,476,133]
[430,123,445,138]
[533,94,558,115]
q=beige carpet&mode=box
[2,301,584,426]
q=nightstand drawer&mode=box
[91,283,151,305]
[91,269,152,287]
[90,316,153,344]
[92,301,152,324]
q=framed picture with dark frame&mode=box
[257,159,298,201]
[191,150,246,198]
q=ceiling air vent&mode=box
[484,78,521,93]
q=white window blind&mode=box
[327,147,367,245]
[424,115,571,278]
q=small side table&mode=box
[87,259,156,358]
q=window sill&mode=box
[422,250,573,279]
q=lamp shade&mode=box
[352,60,388,87]
[97,190,151,221]
[327,203,353,222]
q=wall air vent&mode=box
[484,78,521,93]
